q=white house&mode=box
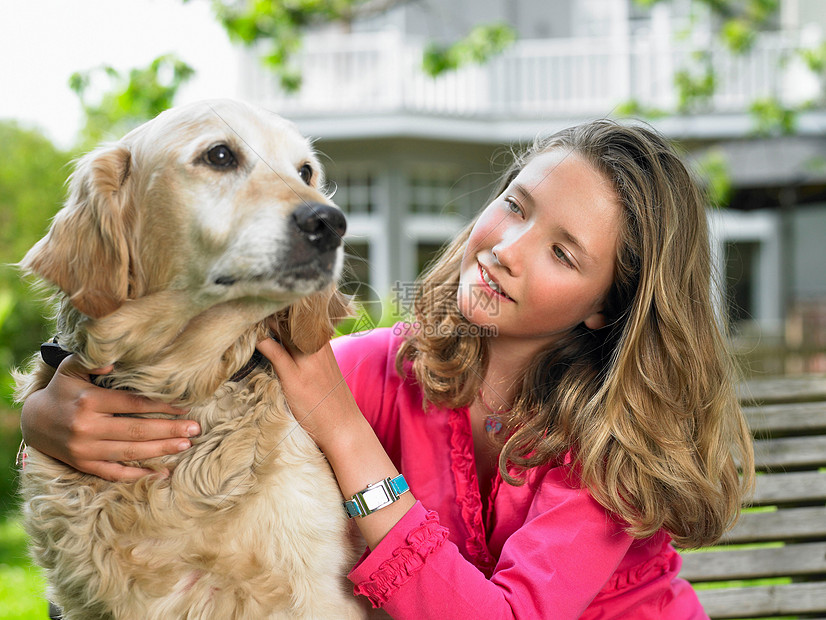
[239,0,826,371]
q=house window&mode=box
[416,241,448,275]
[408,165,471,216]
[340,240,383,325]
[725,240,759,328]
[341,240,371,297]
[330,171,375,214]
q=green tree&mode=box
[0,122,72,515]
[70,54,194,149]
[0,123,72,387]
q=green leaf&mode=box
[0,121,71,407]
[71,54,195,148]
[800,42,826,75]
[614,99,666,119]
[721,18,755,54]
[421,22,516,77]
[0,290,14,332]
[695,148,732,208]
[674,60,717,114]
[749,97,797,136]
[423,45,454,76]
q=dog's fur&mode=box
[14,100,365,619]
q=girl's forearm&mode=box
[317,406,416,550]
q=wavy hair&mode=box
[397,120,754,548]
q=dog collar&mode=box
[40,338,265,383]
[228,349,265,382]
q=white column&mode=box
[611,0,632,104]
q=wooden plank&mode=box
[751,471,826,505]
[724,506,826,544]
[679,542,826,582]
[697,582,826,618]
[753,435,826,470]
[739,375,826,405]
[744,401,826,435]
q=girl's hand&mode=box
[20,355,200,481]
[255,338,360,451]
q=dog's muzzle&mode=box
[209,202,347,290]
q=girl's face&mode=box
[457,150,621,350]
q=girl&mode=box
[21,120,754,618]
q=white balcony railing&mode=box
[240,29,820,120]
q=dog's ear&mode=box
[20,143,134,319]
[271,286,354,353]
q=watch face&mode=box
[362,485,391,510]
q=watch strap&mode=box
[343,474,409,519]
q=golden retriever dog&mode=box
[14,99,365,619]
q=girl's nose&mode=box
[491,241,519,276]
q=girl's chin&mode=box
[456,300,499,332]
[458,277,504,320]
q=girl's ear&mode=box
[584,311,607,330]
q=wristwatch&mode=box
[343,474,410,519]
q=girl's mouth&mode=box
[478,263,513,301]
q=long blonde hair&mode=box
[398,120,754,548]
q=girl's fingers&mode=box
[24,352,199,482]
[257,337,297,372]
[82,460,167,483]
[101,390,190,417]
[59,356,189,418]
[71,387,189,419]
[71,438,192,481]
[103,415,200,442]
[94,437,193,464]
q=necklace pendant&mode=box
[484,414,504,434]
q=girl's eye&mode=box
[553,245,574,267]
[504,197,522,215]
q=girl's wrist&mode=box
[321,414,415,548]
[311,400,368,459]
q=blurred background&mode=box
[1,1,825,615]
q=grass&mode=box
[0,515,48,620]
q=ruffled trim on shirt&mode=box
[353,511,449,607]
[604,548,675,593]
[448,408,497,576]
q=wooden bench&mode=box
[680,375,826,619]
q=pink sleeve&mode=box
[349,473,635,619]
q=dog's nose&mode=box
[292,203,346,253]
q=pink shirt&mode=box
[333,327,707,619]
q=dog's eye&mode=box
[205,144,236,168]
[298,163,313,185]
